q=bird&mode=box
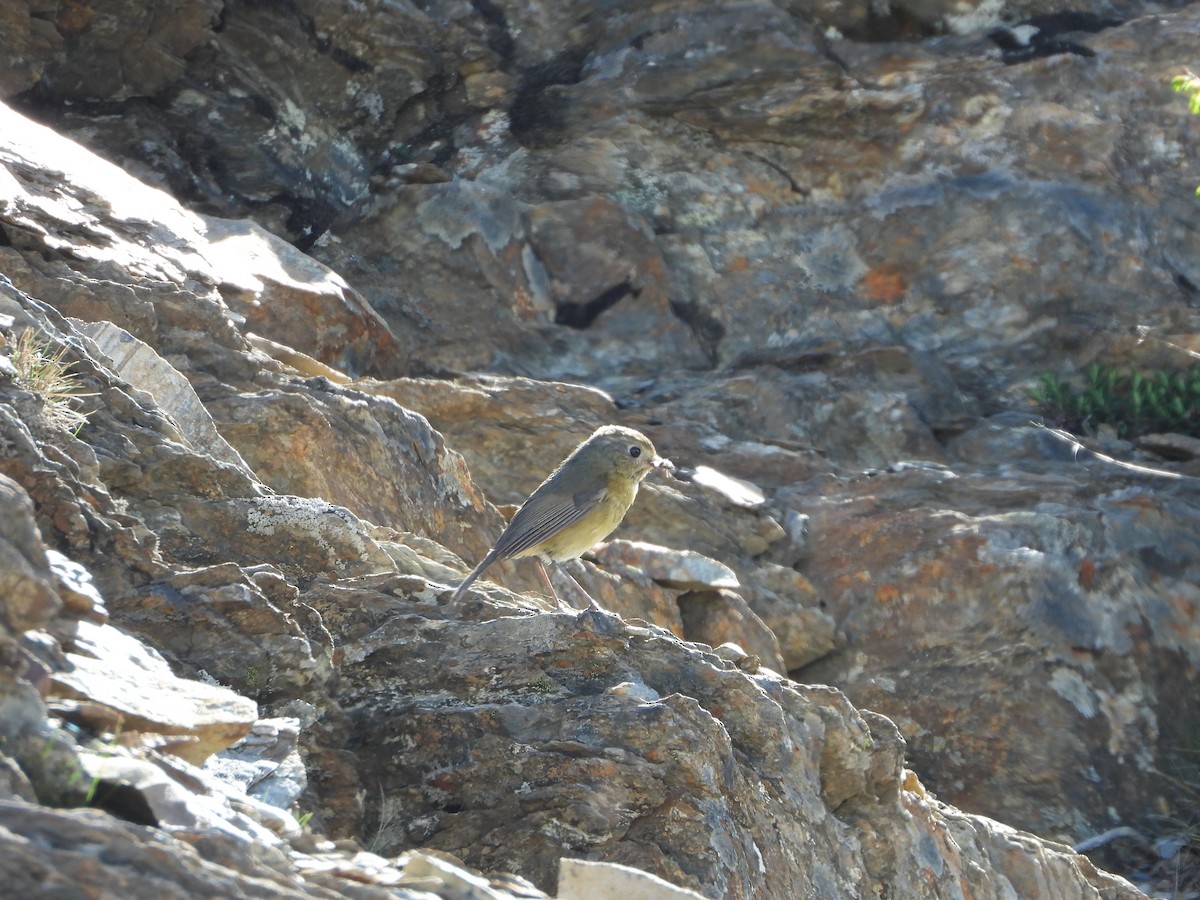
[449,425,673,608]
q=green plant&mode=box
[1173,69,1200,196]
[60,717,125,807]
[1029,363,1200,439]
[10,328,95,433]
[1173,70,1200,113]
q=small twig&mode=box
[1073,826,1149,854]
[1036,423,1200,482]
[1136,325,1200,362]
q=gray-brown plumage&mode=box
[450,425,671,606]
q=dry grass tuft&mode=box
[10,328,95,433]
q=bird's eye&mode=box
[628,446,642,458]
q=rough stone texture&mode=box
[47,619,258,765]
[200,216,404,379]
[0,473,61,635]
[323,182,711,378]
[203,379,496,563]
[789,453,1200,839]
[80,320,255,476]
[1,0,1197,893]
[594,540,740,592]
[676,588,787,675]
[210,717,309,811]
[558,858,706,900]
[0,800,553,899]
[0,300,601,897]
[324,589,1140,899]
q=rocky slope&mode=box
[2,0,1199,895]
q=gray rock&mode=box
[677,588,787,674]
[558,858,706,900]
[79,320,254,477]
[0,0,1187,891]
[0,473,61,635]
[327,594,1140,898]
[210,717,308,811]
[593,540,740,592]
[48,618,258,764]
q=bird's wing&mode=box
[489,484,607,560]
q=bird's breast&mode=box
[538,482,638,562]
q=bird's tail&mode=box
[448,550,499,603]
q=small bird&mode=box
[450,425,673,608]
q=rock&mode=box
[0,476,90,808]
[208,717,308,811]
[686,466,765,510]
[676,589,787,674]
[79,320,254,477]
[14,1,221,102]
[552,557,684,632]
[45,549,108,623]
[0,799,408,898]
[737,563,839,671]
[0,755,36,802]
[200,216,403,379]
[316,181,710,378]
[358,375,618,507]
[115,563,335,705]
[1134,432,1200,465]
[246,334,352,384]
[0,101,224,292]
[0,801,291,899]
[1,0,1192,892]
[0,4,59,96]
[74,746,296,842]
[558,857,706,900]
[10,0,1195,401]
[593,540,740,592]
[605,681,661,703]
[397,849,548,898]
[326,596,1143,897]
[712,642,762,673]
[0,473,61,635]
[203,379,499,564]
[147,496,394,581]
[789,456,1200,838]
[5,0,448,237]
[45,619,258,765]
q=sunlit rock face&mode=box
[2,0,1198,894]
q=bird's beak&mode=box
[652,455,675,475]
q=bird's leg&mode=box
[551,561,604,612]
[534,558,568,611]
